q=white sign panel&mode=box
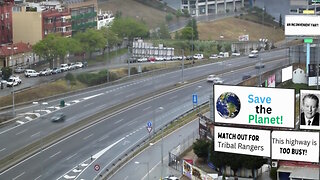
[285,15,320,36]
[214,85,295,128]
[282,66,293,82]
[272,131,319,163]
[214,126,271,157]
[300,90,320,130]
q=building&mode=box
[12,2,72,45]
[62,0,98,35]
[0,0,14,45]
[181,0,245,16]
[97,9,114,30]
[0,42,36,68]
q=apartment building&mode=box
[0,0,13,44]
[181,0,245,16]
[12,2,71,45]
[62,0,98,35]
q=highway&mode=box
[0,49,289,179]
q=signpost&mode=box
[146,121,152,134]
[94,164,100,171]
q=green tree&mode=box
[193,139,210,160]
[186,18,198,40]
[158,23,171,39]
[165,13,173,22]
[110,17,149,41]
[74,28,106,58]
[174,31,180,40]
[100,27,121,54]
[1,67,12,80]
[180,27,193,40]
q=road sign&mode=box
[304,38,313,43]
[192,94,198,104]
[146,126,152,133]
[147,121,152,127]
[94,164,100,171]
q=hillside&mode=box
[197,17,285,43]
[98,0,177,29]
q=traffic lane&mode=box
[0,79,208,179]
[0,52,288,158]
[0,57,281,179]
[109,119,199,180]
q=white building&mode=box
[181,0,245,16]
[97,10,114,30]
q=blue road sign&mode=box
[147,121,152,127]
[192,94,198,104]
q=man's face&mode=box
[303,98,318,119]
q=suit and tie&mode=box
[300,112,320,126]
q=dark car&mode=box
[242,74,251,80]
[255,62,265,69]
[51,113,65,122]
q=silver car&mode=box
[51,113,65,122]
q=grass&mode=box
[98,0,181,29]
[197,17,285,43]
[0,79,87,108]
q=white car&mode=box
[248,50,259,58]
[209,54,218,59]
[60,64,69,72]
[74,62,84,68]
[231,52,241,56]
[24,69,39,77]
[193,53,204,60]
[137,57,148,62]
[6,75,22,87]
[164,175,179,180]
[207,75,224,84]
[39,68,52,76]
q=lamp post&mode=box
[7,46,17,118]
[135,161,149,180]
[155,106,164,180]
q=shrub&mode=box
[130,67,138,75]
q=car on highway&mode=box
[255,62,265,69]
[6,75,21,87]
[212,77,224,84]
[242,74,251,80]
[232,52,241,56]
[51,113,66,122]
[248,50,259,58]
[24,69,39,77]
[67,63,76,70]
[137,57,148,62]
[207,74,220,82]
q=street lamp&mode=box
[7,46,18,118]
[134,161,149,180]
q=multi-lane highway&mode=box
[0,49,289,179]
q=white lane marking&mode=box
[66,153,77,161]
[30,132,40,138]
[34,175,42,180]
[83,102,94,108]
[125,93,135,98]
[142,106,151,111]
[72,169,81,173]
[83,93,104,100]
[97,134,109,142]
[80,163,88,167]
[127,121,136,126]
[169,95,177,100]
[0,148,6,152]
[12,172,25,180]
[72,100,80,103]
[15,129,28,135]
[63,175,76,179]
[114,119,124,125]
[49,151,61,159]
[83,133,93,140]
[16,121,25,125]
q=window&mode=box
[1,14,3,20]
[44,29,48,35]
[5,13,9,19]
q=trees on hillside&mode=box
[110,17,149,40]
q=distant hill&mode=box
[98,0,182,29]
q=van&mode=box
[24,69,39,77]
[193,54,204,60]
